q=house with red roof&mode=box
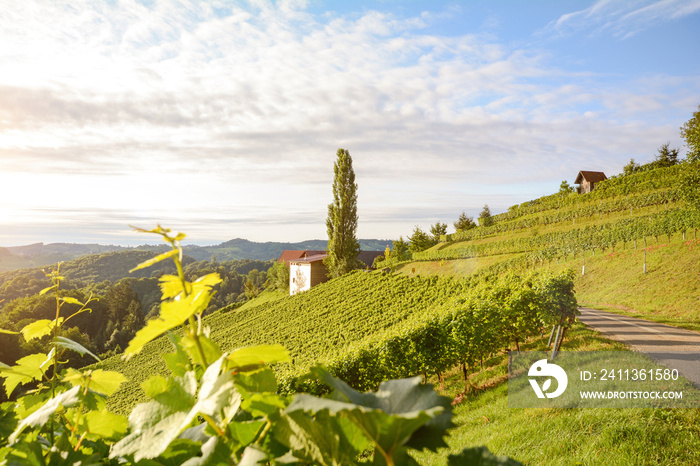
[575,171,607,194]
[279,249,384,295]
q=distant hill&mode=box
[0,238,392,272]
[0,243,129,272]
[201,238,392,262]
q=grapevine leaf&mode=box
[181,334,221,367]
[233,367,278,394]
[39,285,57,295]
[87,369,128,396]
[141,372,197,412]
[1,441,46,465]
[124,293,211,358]
[156,439,203,466]
[9,385,81,443]
[129,249,179,273]
[113,358,239,461]
[82,410,128,439]
[163,334,190,377]
[228,344,291,370]
[191,355,237,418]
[273,409,370,465]
[239,445,271,466]
[160,274,188,300]
[60,296,83,306]
[20,319,54,342]
[191,273,223,291]
[0,353,49,398]
[242,393,288,418]
[227,420,267,446]
[54,336,100,362]
[305,366,454,453]
[111,403,191,461]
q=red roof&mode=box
[575,171,607,184]
[278,250,326,265]
[289,253,328,264]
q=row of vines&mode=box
[448,188,680,243]
[488,164,684,224]
[417,208,700,263]
[279,270,578,394]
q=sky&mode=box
[1,0,699,246]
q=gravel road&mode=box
[578,307,700,388]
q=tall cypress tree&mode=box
[325,148,361,278]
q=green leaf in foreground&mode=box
[129,249,179,273]
[9,385,81,443]
[279,367,454,465]
[62,368,127,396]
[20,318,62,342]
[310,366,454,452]
[0,353,50,398]
[54,336,101,362]
[228,344,291,370]
[111,356,240,461]
[123,296,208,359]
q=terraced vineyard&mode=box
[99,272,470,413]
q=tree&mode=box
[264,261,290,292]
[679,162,700,212]
[325,148,361,278]
[478,204,493,227]
[408,226,435,253]
[653,142,680,168]
[454,211,476,232]
[391,236,409,260]
[680,104,700,162]
[623,158,640,176]
[430,222,447,242]
[558,180,574,194]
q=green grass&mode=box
[561,236,700,331]
[392,253,517,277]
[413,324,700,465]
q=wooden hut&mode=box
[575,171,607,194]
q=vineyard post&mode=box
[551,326,563,359]
[643,250,647,274]
[582,254,585,275]
[547,325,558,348]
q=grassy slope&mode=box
[570,237,700,331]
[414,324,700,465]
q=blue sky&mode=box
[0,0,699,246]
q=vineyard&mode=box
[98,267,576,415]
[97,163,700,416]
[376,164,700,270]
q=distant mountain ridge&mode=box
[0,238,392,272]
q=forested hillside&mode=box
[0,251,273,374]
[0,238,391,271]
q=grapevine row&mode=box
[417,208,699,263]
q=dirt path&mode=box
[578,307,700,387]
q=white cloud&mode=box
[546,0,700,38]
[0,0,698,244]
